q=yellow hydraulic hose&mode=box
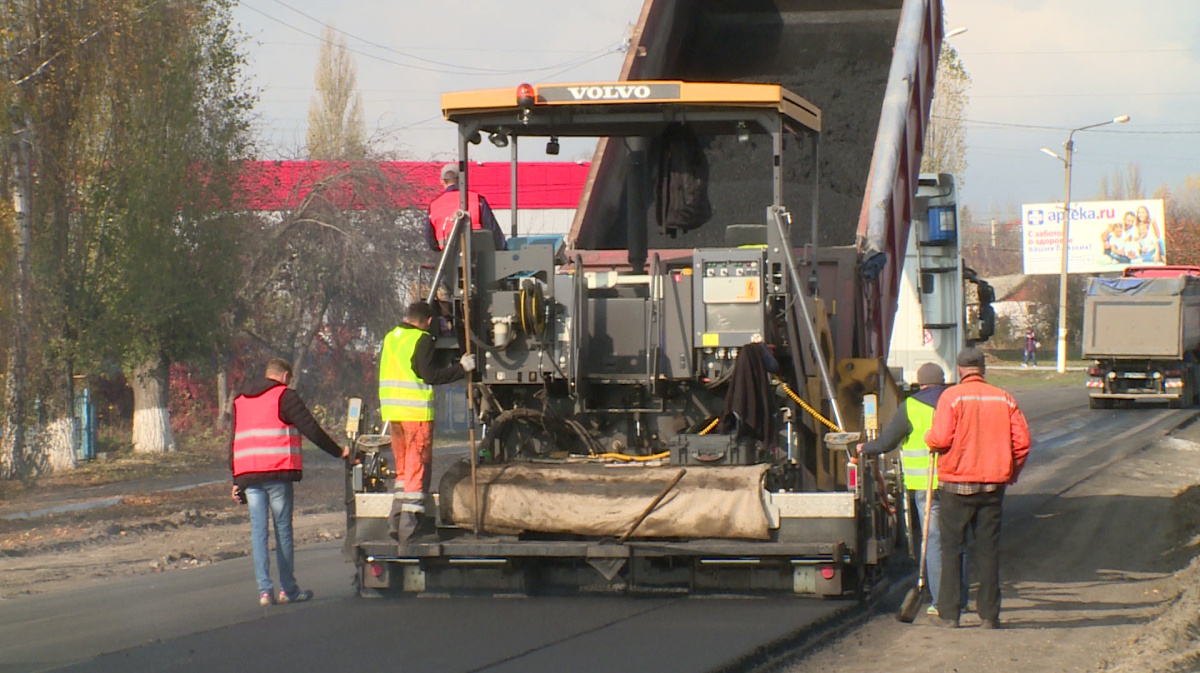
[698,417,720,435]
[593,451,671,462]
[779,382,843,432]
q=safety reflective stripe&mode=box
[380,398,435,408]
[379,379,433,391]
[234,447,302,458]
[379,326,435,422]
[233,428,300,440]
[901,399,937,491]
[394,491,425,513]
[951,394,1015,407]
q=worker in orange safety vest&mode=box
[425,163,507,252]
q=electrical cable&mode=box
[245,0,625,77]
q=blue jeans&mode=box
[1023,349,1037,366]
[914,488,968,609]
[245,481,297,595]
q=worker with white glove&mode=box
[379,301,474,543]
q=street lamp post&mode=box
[1039,114,1130,373]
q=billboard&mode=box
[1022,199,1166,275]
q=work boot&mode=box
[387,499,401,539]
[927,615,959,628]
[389,510,419,543]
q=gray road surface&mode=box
[0,387,1190,673]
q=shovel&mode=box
[897,455,936,623]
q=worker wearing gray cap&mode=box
[860,362,965,618]
[924,347,1031,629]
[426,163,506,252]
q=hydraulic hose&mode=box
[592,451,671,462]
[778,381,842,433]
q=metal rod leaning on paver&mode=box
[457,210,481,537]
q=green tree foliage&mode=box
[306,24,367,161]
[921,41,970,180]
[0,0,256,467]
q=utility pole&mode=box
[1040,114,1130,373]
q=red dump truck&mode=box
[1084,265,1200,409]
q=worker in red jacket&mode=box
[425,163,506,252]
[229,358,349,607]
[924,347,1032,629]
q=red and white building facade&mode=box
[237,160,589,237]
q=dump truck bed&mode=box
[1083,276,1200,359]
[571,0,942,359]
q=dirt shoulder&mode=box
[0,451,348,600]
[780,420,1200,673]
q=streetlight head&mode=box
[1040,147,1061,160]
[945,26,968,39]
[1113,114,1130,124]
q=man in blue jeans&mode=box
[230,358,349,606]
[859,362,967,616]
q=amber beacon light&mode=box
[516,83,536,110]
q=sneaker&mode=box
[259,591,274,607]
[927,605,939,616]
[278,589,313,604]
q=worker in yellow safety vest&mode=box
[379,301,475,542]
[858,362,967,616]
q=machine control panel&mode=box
[703,260,760,278]
[693,249,768,355]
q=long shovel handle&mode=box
[916,454,936,591]
[618,469,686,544]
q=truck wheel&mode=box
[1169,384,1187,409]
[1089,397,1110,410]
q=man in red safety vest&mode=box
[425,163,507,252]
[229,358,349,607]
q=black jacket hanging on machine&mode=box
[655,124,712,234]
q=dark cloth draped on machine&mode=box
[719,343,779,443]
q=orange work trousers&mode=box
[389,420,434,496]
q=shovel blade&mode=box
[896,586,922,623]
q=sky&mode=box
[231,0,1200,222]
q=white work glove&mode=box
[460,353,476,372]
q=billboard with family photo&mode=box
[1021,199,1166,275]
